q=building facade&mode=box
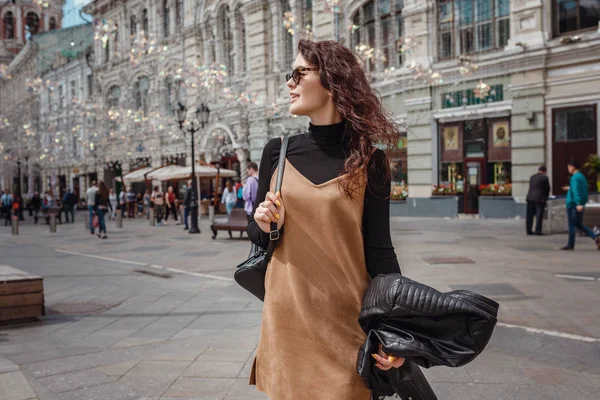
[2,0,600,216]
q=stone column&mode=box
[230,8,240,76]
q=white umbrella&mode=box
[146,164,237,181]
[115,167,154,183]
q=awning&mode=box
[114,167,154,183]
[146,164,237,181]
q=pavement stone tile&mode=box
[118,375,179,397]
[96,361,139,377]
[0,356,19,374]
[196,348,255,363]
[0,371,37,400]
[171,329,223,340]
[123,361,191,377]
[223,378,269,400]
[182,361,245,378]
[58,381,137,400]
[111,338,167,349]
[162,377,235,399]
[36,368,114,393]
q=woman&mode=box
[164,185,178,224]
[151,186,165,225]
[108,188,118,220]
[95,181,111,239]
[247,40,404,400]
[143,189,152,219]
[221,179,237,214]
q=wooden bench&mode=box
[210,208,248,239]
[0,266,45,323]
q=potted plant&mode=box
[584,154,600,193]
[479,183,512,196]
[431,184,463,196]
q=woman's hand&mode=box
[372,344,405,370]
[254,191,285,234]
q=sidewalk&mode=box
[1,214,599,399]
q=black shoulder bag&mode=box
[234,136,289,301]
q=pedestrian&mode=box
[164,185,178,224]
[119,187,127,218]
[247,40,404,400]
[526,165,550,235]
[561,158,600,251]
[151,186,165,225]
[31,192,41,224]
[126,187,136,218]
[235,178,244,208]
[62,188,77,223]
[15,193,24,221]
[221,179,237,214]
[43,190,58,225]
[86,181,99,235]
[108,188,118,220]
[242,162,259,222]
[136,192,144,215]
[143,189,151,219]
[94,181,111,239]
[183,179,193,230]
[1,190,13,226]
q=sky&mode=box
[62,0,92,29]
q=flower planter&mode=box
[479,196,516,219]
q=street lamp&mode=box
[177,102,210,234]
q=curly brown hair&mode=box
[298,39,400,198]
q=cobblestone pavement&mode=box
[1,213,599,400]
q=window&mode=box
[58,85,64,109]
[165,77,174,114]
[304,0,313,31]
[218,5,234,74]
[133,77,150,116]
[554,0,600,36]
[87,75,93,98]
[104,40,110,63]
[164,0,170,38]
[107,86,120,108]
[437,0,510,61]
[25,12,40,37]
[49,17,57,30]
[351,0,404,72]
[554,106,597,142]
[142,9,149,35]
[130,15,137,37]
[281,0,294,68]
[176,0,183,32]
[114,24,119,52]
[3,12,14,39]
[70,80,76,103]
[236,5,247,73]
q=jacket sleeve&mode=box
[544,176,551,200]
[363,150,401,278]
[572,174,584,205]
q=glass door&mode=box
[464,159,484,214]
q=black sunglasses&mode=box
[286,67,318,84]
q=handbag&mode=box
[234,136,289,301]
[92,215,100,228]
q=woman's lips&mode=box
[290,93,300,103]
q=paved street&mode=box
[1,213,599,400]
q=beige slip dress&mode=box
[250,159,372,400]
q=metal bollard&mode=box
[49,214,57,233]
[208,205,215,223]
[116,211,123,228]
[149,208,155,226]
[84,212,90,230]
[11,215,18,235]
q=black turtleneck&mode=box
[247,121,401,278]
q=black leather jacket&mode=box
[357,274,499,400]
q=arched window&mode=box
[281,0,294,68]
[133,76,150,116]
[218,5,234,74]
[352,0,403,71]
[107,86,120,108]
[3,12,15,39]
[25,12,40,36]
[438,0,510,61]
[235,5,247,73]
[49,17,57,31]
[130,15,137,36]
[104,40,110,63]
[163,0,170,38]
[142,9,149,35]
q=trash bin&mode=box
[11,215,18,236]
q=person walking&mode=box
[1,190,13,226]
[561,158,600,250]
[31,192,41,224]
[247,40,404,400]
[183,180,193,230]
[62,188,77,223]
[119,187,127,218]
[151,186,165,226]
[242,162,259,222]
[143,189,151,219]
[126,188,136,218]
[164,186,178,224]
[221,179,237,215]
[108,188,118,220]
[94,181,111,239]
[526,165,550,235]
[86,181,99,234]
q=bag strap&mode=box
[265,136,290,260]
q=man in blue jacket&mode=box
[562,158,600,250]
